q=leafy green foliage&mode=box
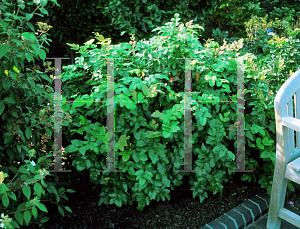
[204,0,266,40]
[268,4,300,27]
[22,0,265,64]
[59,12,300,212]
[0,0,75,228]
[2,0,300,220]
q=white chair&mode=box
[267,68,300,228]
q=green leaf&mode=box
[37,203,48,212]
[142,85,149,96]
[25,127,32,140]
[10,219,19,228]
[0,43,9,60]
[157,162,166,174]
[85,39,95,46]
[86,159,92,168]
[227,151,235,160]
[260,151,272,158]
[125,99,133,109]
[35,85,43,96]
[45,128,52,137]
[0,103,5,116]
[40,0,48,7]
[138,92,145,102]
[48,184,57,195]
[40,74,52,83]
[136,140,146,147]
[139,152,148,161]
[4,136,14,145]
[14,212,23,225]
[66,43,80,50]
[139,178,146,185]
[3,78,11,91]
[38,49,46,61]
[115,198,122,208]
[1,184,8,193]
[27,163,35,174]
[4,97,16,104]
[127,167,135,176]
[64,206,72,213]
[58,206,64,216]
[149,149,159,163]
[23,210,31,226]
[8,191,16,201]
[17,144,22,153]
[0,21,8,31]
[26,22,35,32]
[163,131,171,138]
[117,135,129,151]
[22,185,31,200]
[210,158,215,167]
[25,14,33,21]
[39,217,49,223]
[79,146,87,155]
[144,171,153,179]
[120,150,132,161]
[25,53,34,63]
[2,193,9,208]
[170,123,180,133]
[256,138,264,149]
[34,183,43,198]
[77,162,86,171]
[65,144,78,153]
[31,44,38,51]
[28,78,35,89]
[31,206,38,218]
[135,169,144,176]
[262,137,273,145]
[149,188,158,200]
[72,100,86,108]
[19,167,30,174]
[22,32,37,41]
[161,175,170,187]
[39,7,48,15]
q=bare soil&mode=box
[23,168,270,229]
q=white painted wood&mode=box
[288,157,300,173]
[278,208,300,227]
[267,68,300,229]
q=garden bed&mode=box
[20,161,267,229]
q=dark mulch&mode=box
[23,168,268,229]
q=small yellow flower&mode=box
[0,172,8,185]
[104,177,110,185]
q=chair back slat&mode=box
[287,97,295,153]
[295,88,300,149]
[275,69,300,163]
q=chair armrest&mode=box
[281,116,300,132]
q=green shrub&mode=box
[60,11,300,212]
[59,13,277,211]
[0,0,75,228]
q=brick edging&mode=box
[199,182,300,229]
